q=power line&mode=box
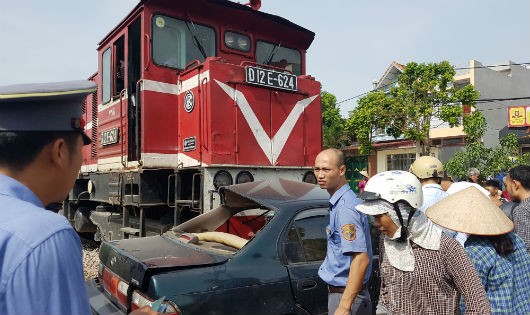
[475,96,530,103]
[455,62,530,70]
[334,61,530,106]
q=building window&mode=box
[386,153,415,171]
[443,137,465,145]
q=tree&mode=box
[321,90,348,148]
[445,133,530,180]
[347,61,481,156]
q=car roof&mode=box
[219,178,329,210]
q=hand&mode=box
[129,306,161,315]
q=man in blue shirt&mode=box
[314,148,372,315]
[0,81,156,315]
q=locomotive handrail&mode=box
[135,79,143,165]
[239,61,294,74]
[191,172,203,212]
[200,77,209,151]
[144,34,150,71]
[119,89,127,167]
[167,173,176,208]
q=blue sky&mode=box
[1,0,528,116]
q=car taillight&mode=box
[101,267,128,308]
[131,290,181,315]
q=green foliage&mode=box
[348,61,480,156]
[321,90,348,148]
[345,91,393,154]
[462,111,487,144]
[445,133,529,180]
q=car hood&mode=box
[99,235,228,287]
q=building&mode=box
[455,60,530,148]
[343,60,530,186]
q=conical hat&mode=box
[425,186,514,235]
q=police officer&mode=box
[314,148,372,315]
[0,81,157,315]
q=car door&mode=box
[282,208,329,315]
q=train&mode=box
[63,0,323,241]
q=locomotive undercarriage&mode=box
[64,168,202,241]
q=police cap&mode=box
[0,80,96,145]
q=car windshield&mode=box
[151,14,216,69]
[169,206,276,254]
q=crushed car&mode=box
[87,179,335,315]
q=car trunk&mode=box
[99,235,228,287]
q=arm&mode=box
[513,207,530,249]
[4,229,91,315]
[335,252,370,315]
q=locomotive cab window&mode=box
[256,41,302,75]
[152,15,216,69]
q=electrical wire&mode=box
[334,61,530,106]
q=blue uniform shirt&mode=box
[319,184,373,286]
[420,183,458,238]
[0,174,90,315]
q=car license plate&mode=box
[245,66,297,91]
[101,128,119,146]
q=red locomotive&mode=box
[65,0,322,241]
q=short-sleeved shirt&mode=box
[461,233,530,314]
[420,184,457,238]
[319,184,373,286]
[419,183,448,212]
[0,174,90,315]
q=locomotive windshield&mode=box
[152,15,216,69]
[256,41,302,75]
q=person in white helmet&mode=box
[409,156,456,238]
[355,171,490,315]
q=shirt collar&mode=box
[0,174,44,208]
[329,183,351,208]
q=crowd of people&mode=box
[315,149,530,315]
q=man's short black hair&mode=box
[0,131,79,171]
[484,179,501,190]
[509,165,530,190]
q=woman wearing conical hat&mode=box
[426,187,530,315]
[356,171,490,315]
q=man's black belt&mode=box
[328,284,367,293]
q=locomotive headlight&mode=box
[303,171,317,184]
[213,170,233,189]
[236,171,254,184]
[225,31,250,52]
[237,37,249,50]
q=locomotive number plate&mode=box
[245,66,297,91]
[101,128,119,146]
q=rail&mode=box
[143,34,150,71]
[135,79,143,165]
[119,89,127,167]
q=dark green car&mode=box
[87,179,332,314]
